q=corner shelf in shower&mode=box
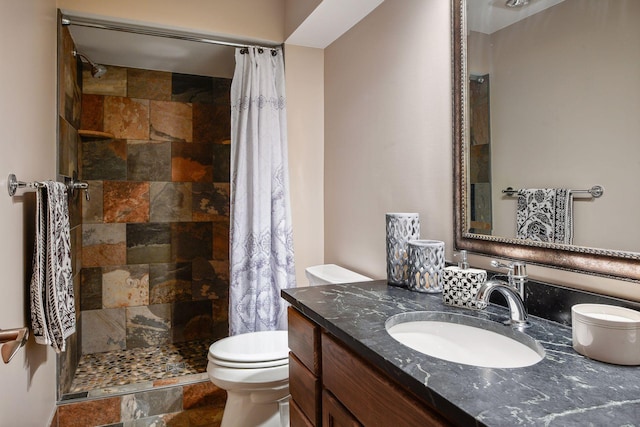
[78,130,115,140]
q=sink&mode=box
[385,312,545,368]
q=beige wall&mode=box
[324,0,640,302]
[324,0,453,279]
[0,0,58,425]
[285,44,326,286]
[58,0,286,43]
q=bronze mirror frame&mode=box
[451,0,640,282]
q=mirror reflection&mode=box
[465,0,640,253]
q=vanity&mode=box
[283,281,640,426]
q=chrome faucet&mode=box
[474,260,529,329]
[489,260,528,301]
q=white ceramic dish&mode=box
[572,304,640,365]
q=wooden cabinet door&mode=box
[291,399,315,427]
[322,390,362,427]
[322,332,453,427]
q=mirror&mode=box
[453,0,640,281]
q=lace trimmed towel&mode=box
[516,188,574,244]
[30,181,75,353]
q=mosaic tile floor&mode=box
[70,340,210,395]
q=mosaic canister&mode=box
[407,240,445,293]
[385,213,420,286]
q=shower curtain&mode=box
[229,47,296,335]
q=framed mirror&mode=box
[452,0,640,282]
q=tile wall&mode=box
[468,75,492,235]
[54,380,225,427]
[79,65,231,355]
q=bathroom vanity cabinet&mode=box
[288,307,452,427]
[283,281,640,426]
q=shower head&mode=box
[73,49,107,78]
[505,0,530,7]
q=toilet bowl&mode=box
[208,265,371,427]
[208,330,290,427]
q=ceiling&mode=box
[285,0,384,48]
[467,0,566,34]
[68,24,238,78]
[66,0,384,78]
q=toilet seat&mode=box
[208,330,289,366]
[207,330,291,389]
[209,355,288,369]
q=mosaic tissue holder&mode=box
[386,213,420,286]
[407,240,445,293]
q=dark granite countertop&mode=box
[282,280,640,426]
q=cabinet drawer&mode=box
[290,353,320,425]
[288,307,320,374]
[322,332,452,427]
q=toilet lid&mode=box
[209,330,289,363]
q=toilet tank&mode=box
[305,264,372,286]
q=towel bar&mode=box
[502,185,604,198]
[7,173,90,200]
[7,174,43,196]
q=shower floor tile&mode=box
[70,339,210,394]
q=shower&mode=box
[72,49,107,78]
[58,16,238,407]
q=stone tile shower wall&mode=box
[79,66,231,355]
[468,75,492,235]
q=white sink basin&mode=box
[386,312,545,368]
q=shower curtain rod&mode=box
[61,14,282,51]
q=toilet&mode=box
[304,264,373,286]
[207,264,372,427]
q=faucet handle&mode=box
[490,259,513,272]
[490,259,527,279]
[511,261,527,279]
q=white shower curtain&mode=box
[229,47,296,335]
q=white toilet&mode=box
[304,264,373,286]
[207,264,371,427]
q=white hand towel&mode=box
[30,181,76,353]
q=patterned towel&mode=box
[516,188,574,244]
[30,182,75,353]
